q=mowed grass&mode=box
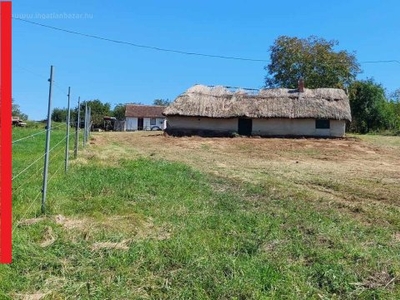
[1,130,399,299]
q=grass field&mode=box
[1,130,399,299]
[10,125,76,222]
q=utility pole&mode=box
[41,65,54,214]
[74,97,80,158]
[65,87,71,173]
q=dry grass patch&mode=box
[54,214,86,230]
[17,217,45,227]
[51,213,172,244]
[39,226,56,248]
[70,135,141,166]
[358,271,397,290]
[85,132,400,224]
[91,240,130,251]
[13,292,50,300]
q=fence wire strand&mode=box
[12,165,44,193]
[12,124,66,145]
[48,160,65,184]
[14,138,68,191]
[12,129,47,144]
[12,134,67,181]
[12,153,46,181]
[12,119,82,225]
[48,147,66,168]
[49,135,67,153]
[51,124,65,130]
[13,137,70,228]
[13,190,42,232]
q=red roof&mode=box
[125,105,165,118]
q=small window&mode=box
[316,119,330,129]
[150,118,156,125]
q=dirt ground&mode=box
[86,132,400,220]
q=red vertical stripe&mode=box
[0,1,12,264]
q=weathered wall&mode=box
[252,119,346,137]
[126,117,166,131]
[328,120,346,137]
[166,116,346,137]
[167,116,237,132]
[143,118,151,130]
[125,117,138,131]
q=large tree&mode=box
[78,99,111,128]
[265,36,361,89]
[112,103,126,120]
[51,107,69,122]
[348,79,389,133]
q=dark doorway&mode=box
[238,118,252,136]
[137,118,144,130]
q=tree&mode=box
[265,36,361,89]
[12,99,28,120]
[77,99,111,128]
[387,89,400,132]
[153,99,171,106]
[51,108,69,122]
[112,103,126,120]
[384,100,400,133]
[348,79,389,133]
[390,89,400,105]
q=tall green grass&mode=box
[12,124,78,221]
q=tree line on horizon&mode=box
[13,35,400,134]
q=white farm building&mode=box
[125,105,166,131]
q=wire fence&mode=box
[11,65,93,231]
[11,129,47,144]
[12,117,92,230]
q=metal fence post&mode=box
[88,106,91,140]
[65,86,71,173]
[83,103,88,147]
[74,97,80,158]
[41,65,54,214]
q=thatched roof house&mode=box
[163,85,351,137]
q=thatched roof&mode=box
[163,85,351,121]
[125,105,165,118]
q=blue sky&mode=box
[12,0,400,120]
